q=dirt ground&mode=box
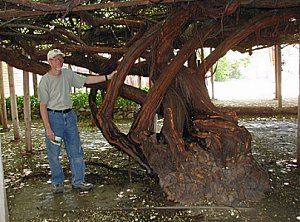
[1,98,300,221]
[213,97,298,116]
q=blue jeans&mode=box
[45,110,85,186]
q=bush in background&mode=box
[4,91,139,119]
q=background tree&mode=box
[214,56,250,81]
[0,0,300,205]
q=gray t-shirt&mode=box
[38,68,86,110]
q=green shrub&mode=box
[115,97,137,107]
[6,95,39,112]
[214,56,250,81]
[214,57,231,81]
[71,91,90,108]
[5,91,139,113]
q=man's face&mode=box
[48,55,64,71]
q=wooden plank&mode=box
[0,137,9,222]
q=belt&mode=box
[47,108,72,113]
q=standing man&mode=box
[39,49,115,193]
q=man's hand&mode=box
[46,127,55,141]
[107,70,117,80]
[85,70,117,84]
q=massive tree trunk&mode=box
[89,2,272,206]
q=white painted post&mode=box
[0,137,9,221]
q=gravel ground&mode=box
[1,101,300,221]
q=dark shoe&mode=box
[72,182,94,191]
[53,183,64,193]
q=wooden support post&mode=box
[210,48,215,100]
[297,43,300,168]
[32,73,38,97]
[23,69,32,152]
[0,62,8,130]
[275,44,282,108]
[137,76,142,89]
[210,69,215,100]
[273,47,278,100]
[8,65,20,140]
[69,64,76,93]
[0,138,9,222]
[137,58,142,89]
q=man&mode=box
[39,49,115,193]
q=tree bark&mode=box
[88,2,271,205]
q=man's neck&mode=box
[49,68,62,76]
